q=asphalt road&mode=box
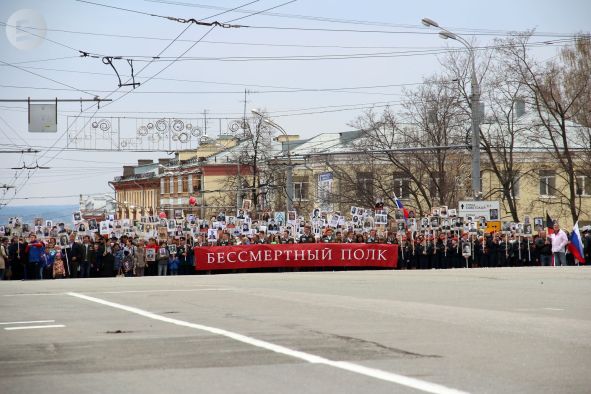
[1,267,590,394]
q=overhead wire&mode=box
[3,2,583,206]
[71,39,575,62]
[3,23,578,50]
[76,0,584,38]
[2,56,82,65]
[143,0,583,38]
[0,24,533,50]
[0,64,442,90]
[10,193,106,200]
[2,0,293,207]
[0,83,405,96]
[0,58,99,97]
[224,0,296,23]
[0,22,194,207]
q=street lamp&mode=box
[422,18,482,199]
[251,109,294,212]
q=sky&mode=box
[0,0,589,209]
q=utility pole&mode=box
[422,18,482,200]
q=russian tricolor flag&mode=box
[393,193,409,220]
[567,221,585,264]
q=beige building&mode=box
[111,136,255,220]
[110,124,590,228]
[284,129,590,228]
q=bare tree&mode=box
[477,49,536,222]
[348,107,434,216]
[344,85,470,215]
[400,75,471,209]
[560,35,591,201]
[560,35,591,128]
[500,33,591,223]
[208,113,289,218]
[320,156,379,210]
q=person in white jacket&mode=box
[550,222,568,266]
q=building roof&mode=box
[480,109,589,153]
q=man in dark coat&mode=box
[64,233,83,278]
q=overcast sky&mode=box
[0,0,589,208]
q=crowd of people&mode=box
[0,232,195,280]
[0,218,589,280]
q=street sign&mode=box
[458,200,500,221]
[29,104,57,132]
[485,221,502,233]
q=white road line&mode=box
[67,291,468,394]
[0,320,55,325]
[4,324,65,331]
[543,308,564,311]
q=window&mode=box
[503,171,520,198]
[539,170,556,196]
[160,178,165,195]
[393,173,411,199]
[576,175,591,196]
[182,176,188,193]
[356,172,373,199]
[192,176,202,193]
[169,177,174,195]
[429,172,441,201]
[293,176,310,201]
[177,177,182,194]
[510,173,520,198]
[164,177,170,194]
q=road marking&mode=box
[4,324,65,331]
[0,320,55,325]
[543,308,564,311]
[67,291,468,394]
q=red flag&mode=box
[546,212,554,235]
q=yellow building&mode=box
[110,127,590,228]
[284,130,590,228]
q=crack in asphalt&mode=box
[308,329,442,359]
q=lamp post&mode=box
[251,110,294,212]
[422,18,481,200]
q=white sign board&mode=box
[29,104,57,132]
[458,200,500,221]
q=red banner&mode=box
[193,243,398,271]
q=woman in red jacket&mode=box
[145,237,159,276]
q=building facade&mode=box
[110,126,590,228]
[111,137,255,221]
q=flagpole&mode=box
[527,236,531,263]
